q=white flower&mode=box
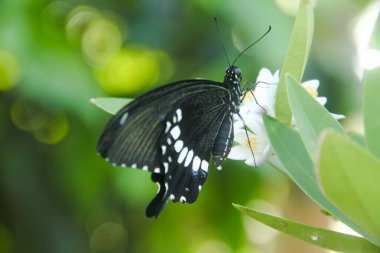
[301,80,345,120]
[228,68,345,167]
[229,115,271,166]
[240,68,279,117]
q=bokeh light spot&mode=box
[10,99,49,132]
[81,18,123,67]
[90,222,128,253]
[65,6,101,46]
[33,113,69,144]
[0,50,21,91]
[95,48,171,95]
[10,99,69,144]
[41,1,72,37]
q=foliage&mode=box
[234,1,380,252]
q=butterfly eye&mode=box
[234,68,241,76]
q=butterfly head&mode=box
[224,66,243,93]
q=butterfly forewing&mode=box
[97,79,224,172]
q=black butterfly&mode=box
[97,25,271,218]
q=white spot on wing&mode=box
[154,168,160,173]
[163,162,169,173]
[142,165,148,171]
[121,163,126,167]
[170,194,175,200]
[170,125,181,140]
[168,156,172,162]
[176,109,182,122]
[165,121,171,133]
[120,112,128,125]
[198,185,202,191]
[192,156,201,172]
[180,196,186,203]
[174,140,183,153]
[217,166,222,170]
[161,145,167,155]
[178,147,188,164]
[201,160,209,172]
[184,149,194,167]
[167,138,172,145]
[156,182,161,193]
[131,164,137,168]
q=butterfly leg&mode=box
[237,112,258,167]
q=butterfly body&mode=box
[97,66,243,217]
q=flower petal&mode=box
[228,145,251,160]
[256,68,274,83]
[316,96,327,105]
[245,153,267,166]
[330,113,346,120]
[302,79,319,90]
[245,117,266,137]
[234,129,252,144]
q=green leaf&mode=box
[263,114,329,200]
[364,68,380,159]
[318,131,380,246]
[233,204,380,253]
[263,115,378,243]
[90,97,131,115]
[275,0,314,124]
[286,74,345,155]
[348,132,366,148]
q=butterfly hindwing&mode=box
[146,88,233,217]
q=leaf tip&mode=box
[232,203,250,215]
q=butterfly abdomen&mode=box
[212,114,234,169]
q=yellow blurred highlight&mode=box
[11,100,49,132]
[90,222,127,252]
[65,6,101,46]
[33,113,69,144]
[10,99,69,144]
[0,50,21,91]
[81,17,123,67]
[95,47,173,95]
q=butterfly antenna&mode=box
[232,25,272,66]
[214,17,231,67]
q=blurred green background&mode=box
[0,0,378,252]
